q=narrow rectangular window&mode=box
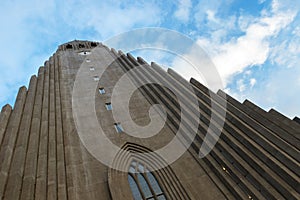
[99,87,105,94]
[105,102,112,110]
[114,123,123,133]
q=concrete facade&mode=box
[0,40,299,200]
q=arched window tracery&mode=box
[128,160,166,200]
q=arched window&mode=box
[128,160,166,200]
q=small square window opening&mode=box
[99,87,105,94]
[105,102,112,110]
[114,123,123,133]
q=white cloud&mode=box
[194,0,223,24]
[258,0,267,4]
[195,3,296,85]
[237,79,246,92]
[57,1,162,39]
[169,0,299,118]
[270,33,300,68]
[173,5,296,89]
[292,26,300,36]
[250,78,256,88]
[174,0,192,23]
[271,0,280,12]
[245,70,252,75]
[206,10,218,23]
[238,15,256,32]
[171,43,224,91]
[170,0,296,92]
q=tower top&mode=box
[58,40,100,51]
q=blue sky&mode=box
[0,0,299,118]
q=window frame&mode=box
[105,102,112,110]
[99,87,105,94]
[128,161,166,200]
[94,76,100,81]
[114,122,124,133]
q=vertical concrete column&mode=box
[58,51,89,199]
[20,67,45,200]
[4,76,37,199]
[47,57,58,200]
[55,55,68,200]
[0,105,12,147]
[58,52,80,199]
[0,86,27,199]
[35,61,50,200]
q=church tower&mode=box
[0,40,299,200]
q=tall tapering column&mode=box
[0,86,27,199]
[0,105,12,148]
[20,67,45,200]
[35,61,50,200]
[55,54,68,200]
[4,75,37,200]
[47,56,58,200]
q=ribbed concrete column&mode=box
[116,53,230,199]
[35,61,50,200]
[55,54,68,200]
[58,51,85,200]
[47,56,57,200]
[0,105,12,147]
[269,109,300,131]
[243,100,300,140]
[0,86,27,199]
[4,75,37,200]
[20,67,45,200]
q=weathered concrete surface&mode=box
[0,40,298,200]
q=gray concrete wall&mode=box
[0,40,299,200]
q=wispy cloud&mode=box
[174,0,192,23]
[58,1,162,39]
[168,0,300,117]
[249,78,256,88]
[170,3,296,88]
[196,2,296,84]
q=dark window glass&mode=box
[128,175,143,200]
[114,123,123,133]
[91,42,97,47]
[146,172,162,195]
[105,102,112,110]
[138,174,152,198]
[128,161,166,200]
[129,166,136,173]
[99,87,105,94]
